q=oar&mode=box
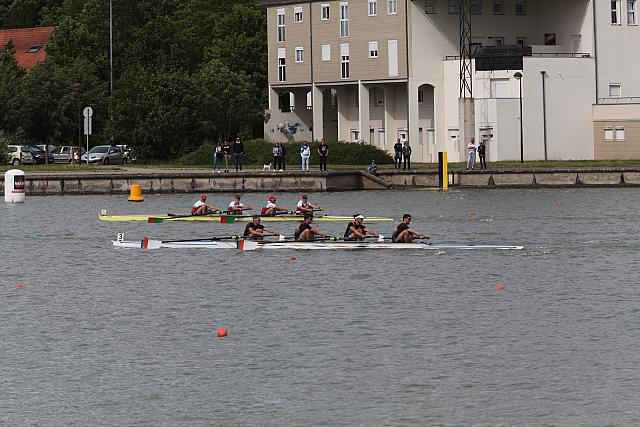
[148,211,222,223]
[219,210,303,223]
[142,235,243,249]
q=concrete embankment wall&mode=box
[2,169,640,195]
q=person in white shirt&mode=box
[296,193,321,215]
[262,195,288,216]
[228,194,252,214]
[300,142,311,171]
[466,138,478,170]
[192,195,218,216]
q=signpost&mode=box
[83,107,93,165]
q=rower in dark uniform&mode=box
[344,214,380,241]
[294,215,329,241]
[391,214,429,243]
[243,216,280,240]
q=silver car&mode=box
[81,145,128,165]
[51,146,86,163]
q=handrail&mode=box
[597,97,640,104]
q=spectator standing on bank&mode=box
[300,141,311,172]
[73,147,80,164]
[222,140,232,172]
[280,142,287,171]
[213,142,223,173]
[317,139,329,172]
[466,137,477,170]
[402,141,412,171]
[394,138,403,170]
[478,139,487,170]
[233,138,244,172]
[272,143,281,171]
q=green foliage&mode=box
[177,140,394,166]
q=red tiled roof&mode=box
[0,27,54,70]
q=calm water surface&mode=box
[1,188,640,426]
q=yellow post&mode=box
[128,184,144,202]
[438,151,448,191]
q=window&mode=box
[493,0,504,14]
[544,33,556,45]
[351,130,360,142]
[306,91,312,110]
[369,41,379,58]
[340,43,350,79]
[605,128,614,140]
[470,0,481,14]
[369,0,377,16]
[374,88,385,106]
[629,0,637,24]
[448,0,460,14]
[425,0,436,13]
[516,37,528,48]
[322,44,331,61]
[490,78,509,98]
[388,39,398,76]
[515,0,527,15]
[340,3,349,37]
[418,89,424,104]
[616,128,625,140]
[27,45,42,53]
[609,83,621,97]
[321,3,330,20]
[611,0,621,24]
[278,48,286,82]
[294,6,303,23]
[295,47,304,63]
[277,9,285,42]
[388,0,398,14]
[494,37,505,47]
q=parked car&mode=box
[36,144,57,153]
[29,146,55,164]
[6,145,34,165]
[81,145,127,165]
[51,146,86,163]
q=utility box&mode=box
[4,169,26,203]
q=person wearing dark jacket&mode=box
[393,138,403,169]
[478,139,487,170]
[233,138,244,171]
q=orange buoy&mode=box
[217,327,228,337]
[496,284,506,291]
[128,184,144,202]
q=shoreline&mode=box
[3,167,640,195]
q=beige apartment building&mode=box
[260,0,640,162]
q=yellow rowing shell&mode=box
[99,214,394,222]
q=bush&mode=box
[177,139,393,166]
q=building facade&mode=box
[260,0,640,162]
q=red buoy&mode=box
[16,283,24,289]
[217,327,228,337]
[496,284,506,291]
[290,257,297,261]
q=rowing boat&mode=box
[100,213,394,222]
[113,236,523,251]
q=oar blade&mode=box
[147,217,164,223]
[142,237,163,249]
[220,215,236,224]
[237,239,259,251]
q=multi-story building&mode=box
[260,0,640,162]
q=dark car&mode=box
[28,146,55,164]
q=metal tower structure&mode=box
[459,0,472,98]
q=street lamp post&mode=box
[514,72,523,163]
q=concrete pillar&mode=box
[407,78,420,161]
[358,81,370,144]
[336,87,348,142]
[458,98,475,162]
[384,85,395,150]
[312,84,324,142]
[268,85,278,110]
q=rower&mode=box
[344,214,380,241]
[296,193,321,215]
[228,194,252,214]
[192,195,218,216]
[295,215,329,241]
[261,195,288,216]
[243,216,279,240]
[391,214,429,243]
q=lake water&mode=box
[1,188,640,426]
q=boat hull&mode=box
[101,214,393,222]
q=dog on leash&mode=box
[262,163,272,171]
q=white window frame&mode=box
[448,0,460,14]
[294,6,303,23]
[369,41,379,58]
[295,47,304,63]
[616,128,625,140]
[612,0,621,24]
[470,0,481,14]
[425,0,436,14]
[277,9,286,42]
[628,0,637,24]
[493,0,504,14]
[322,44,331,61]
[278,48,286,82]
[604,128,614,141]
[340,43,350,79]
[321,3,330,20]
[609,83,622,97]
[388,0,398,14]
[340,3,349,37]
[515,0,527,15]
[369,0,377,16]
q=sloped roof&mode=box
[257,0,316,7]
[0,27,54,70]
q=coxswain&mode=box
[296,193,321,215]
[294,215,329,241]
[261,195,288,216]
[391,214,429,243]
[344,214,380,241]
[243,216,279,240]
[192,195,218,216]
[228,194,252,214]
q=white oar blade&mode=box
[142,237,163,250]
[238,240,260,251]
